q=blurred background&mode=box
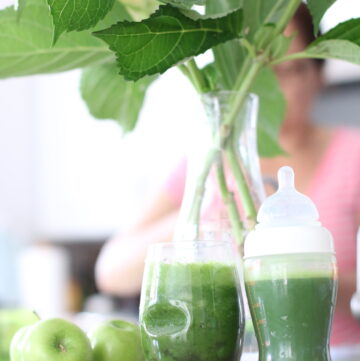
[0,0,360,329]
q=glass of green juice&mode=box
[244,253,338,361]
[140,241,244,361]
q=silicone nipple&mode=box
[257,166,320,227]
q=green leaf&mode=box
[270,33,294,59]
[94,5,243,81]
[206,0,245,89]
[81,63,155,131]
[17,0,26,19]
[0,0,129,78]
[200,63,220,91]
[305,39,360,65]
[307,0,337,35]
[251,67,286,157]
[303,18,360,65]
[47,0,116,43]
[243,0,288,39]
[212,41,246,89]
[206,0,242,16]
[311,18,360,46]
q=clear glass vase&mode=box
[140,241,244,361]
[173,91,265,246]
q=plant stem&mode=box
[221,60,263,141]
[232,54,252,92]
[187,58,208,93]
[226,145,257,228]
[274,0,302,35]
[240,39,256,59]
[184,61,262,240]
[187,149,219,238]
[216,158,245,246]
[216,61,262,227]
[178,59,208,93]
[179,60,214,239]
[270,51,313,65]
[178,63,191,78]
[215,0,303,230]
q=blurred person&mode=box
[95,4,360,346]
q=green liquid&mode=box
[140,262,243,361]
[245,276,337,361]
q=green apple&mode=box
[10,318,93,361]
[10,325,31,361]
[0,309,39,361]
[88,320,143,361]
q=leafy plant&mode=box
[1,0,359,243]
[94,5,243,80]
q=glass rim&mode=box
[148,240,234,251]
[201,90,258,100]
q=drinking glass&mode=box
[140,240,244,361]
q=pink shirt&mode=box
[308,129,360,345]
[165,128,360,346]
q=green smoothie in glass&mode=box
[140,259,243,361]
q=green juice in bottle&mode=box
[244,166,337,361]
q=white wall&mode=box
[0,77,38,242]
[0,68,201,242]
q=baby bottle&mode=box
[244,166,337,361]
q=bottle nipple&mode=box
[257,166,320,228]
